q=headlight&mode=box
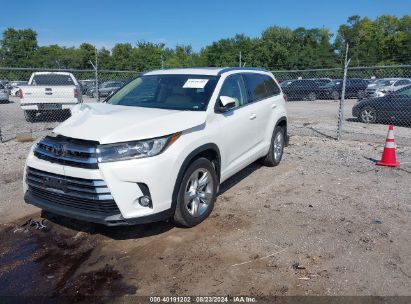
[96,133,180,163]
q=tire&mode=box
[331,91,340,101]
[307,92,316,101]
[260,125,285,167]
[24,110,37,123]
[357,90,365,99]
[360,106,377,124]
[173,157,218,227]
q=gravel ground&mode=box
[0,97,410,299]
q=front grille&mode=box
[26,167,120,215]
[34,135,99,169]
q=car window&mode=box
[280,80,294,88]
[393,86,411,98]
[243,73,269,101]
[32,74,74,86]
[219,74,248,108]
[395,80,410,86]
[262,75,281,96]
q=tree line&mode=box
[0,15,410,71]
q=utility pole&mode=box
[239,51,242,67]
[161,53,164,70]
[89,48,100,102]
[337,43,350,140]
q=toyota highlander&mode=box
[24,68,288,227]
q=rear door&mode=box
[216,74,256,170]
[242,73,281,145]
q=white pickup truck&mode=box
[18,72,83,122]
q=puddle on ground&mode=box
[0,221,137,300]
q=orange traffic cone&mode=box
[377,125,400,167]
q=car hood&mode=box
[354,96,385,107]
[53,103,207,144]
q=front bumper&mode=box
[24,141,182,225]
[25,191,173,226]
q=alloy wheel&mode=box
[273,131,284,162]
[184,168,214,217]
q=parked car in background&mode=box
[18,72,83,122]
[23,67,288,227]
[365,78,411,98]
[309,78,332,86]
[92,80,125,98]
[318,78,369,100]
[0,83,10,103]
[280,79,297,88]
[9,81,28,96]
[0,80,10,95]
[79,79,96,95]
[352,84,411,125]
[282,79,320,101]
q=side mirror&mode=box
[216,96,236,113]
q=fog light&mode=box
[139,195,152,207]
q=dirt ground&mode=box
[1,133,410,300]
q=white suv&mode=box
[24,68,288,227]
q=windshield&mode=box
[103,81,123,88]
[280,80,294,87]
[324,80,342,87]
[372,79,395,87]
[32,74,75,86]
[107,74,219,111]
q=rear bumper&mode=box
[21,103,79,110]
[25,191,173,226]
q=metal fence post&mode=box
[337,43,351,140]
[95,48,100,102]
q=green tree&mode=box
[0,28,38,67]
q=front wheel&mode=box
[260,125,285,167]
[307,92,317,101]
[331,91,340,101]
[360,106,377,124]
[173,158,218,227]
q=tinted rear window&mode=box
[263,75,281,96]
[243,73,280,101]
[243,74,266,101]
[32,74,75,86]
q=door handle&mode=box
[271,104,277,109]
[249,114,257,120]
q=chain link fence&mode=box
[0,67,139,142]
[273,64,411,145]
[0,65,410,145]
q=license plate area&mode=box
[39,104,62,110]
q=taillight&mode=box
[74,88,78,98]
[283,94,288,102]
[16,89,23,98]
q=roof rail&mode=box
[217,67,267,75]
